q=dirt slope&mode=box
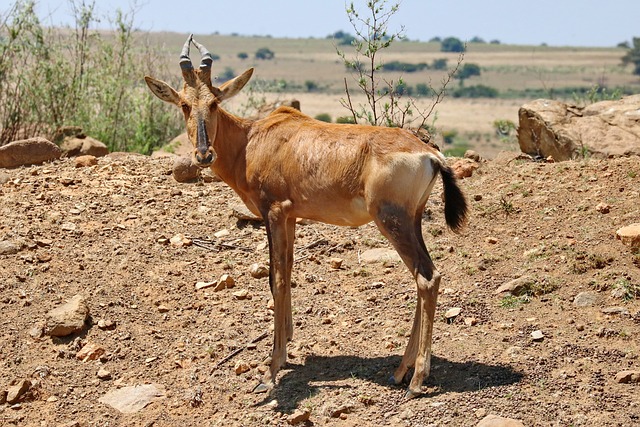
[1,153,639,426]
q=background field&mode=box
[148,32,640,158]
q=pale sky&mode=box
[12,0,640,47]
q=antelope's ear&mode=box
[218,68,254,102]
[145,76,180,105]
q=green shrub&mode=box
[255,47,275,60]
[336,116,356,124]
[314,113,332,123]
[441,37,465,53]
[0,1,182,153]
[237,52,248,60]
[452,85,499,98]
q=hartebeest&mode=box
[145,35,468,398]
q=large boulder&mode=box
[60,135,109,158]
[0,137,62,168]
[518,95,640,161]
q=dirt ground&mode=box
[1,151,639,427]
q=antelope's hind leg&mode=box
[373,202,441,399]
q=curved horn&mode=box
[191,37,213,70]
[179,34,194,70]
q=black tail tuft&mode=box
[440,165,468,232]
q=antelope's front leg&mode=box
[255,204,296,393]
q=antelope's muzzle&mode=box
[194,118,215,166]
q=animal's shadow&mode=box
[258,354,523,413]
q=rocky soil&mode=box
[1,152,639,426]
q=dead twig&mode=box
[213,331,269,370]
[190,237,252,253]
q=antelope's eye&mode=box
[180,103,191,114]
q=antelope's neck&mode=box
[211,108,252,193]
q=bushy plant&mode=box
[314,113,332,123]
[0,0,182,153]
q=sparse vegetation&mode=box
[621,37,640,75]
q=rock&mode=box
[330,404,354,418]
[0,137,62,168]
[518,95,640,161]
[97,368,112,380]
[169,234,192,247]
[232,289,250,300]
[217,274,235,291]
[157,304,170,313]
[214,229,230,238]
[451,158,480,179]
[234,361,251,375]
[494,276,533,296]
[616,223,640,249]
[329,258,344,269]
[0,389,6,404]
[531,330,544,341]
[172,156,200,183]
[249,263,270,279]
[601,306,630,316]
[45,294,89,337]
[60,135,109,158]
[97,319,116,330]
[573,291,597,307]
[6,380,31,404]
[477,414,525,427]
[287,409,311,425]
[0,240,20,255]
[74,155,98,168]
[232,204,262,221]
[464,150,482,162]
[464,317,478,326]
[98,384,166,414]
[445,307,462,320]
[195,281,217,290]
[595,202,611,214]
[614,370,640,383]
[360,248,401,264]
[76,342,105,361]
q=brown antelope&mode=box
[145,35,468,398]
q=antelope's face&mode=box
[145,35,253,167]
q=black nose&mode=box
[195,151,214,165]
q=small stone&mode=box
[6,380,31,404]
[473,194,483,201]
[360,248,401,264]
[97,319,116,330]
[232,289,250,300]
[573,291,597,307]
[74,155,97,168]
[595,202,611,214]
[615,370,640,384]
[331,404,353,418]
[464,317,477,326]
[486,237,498,244]
[195,281,217,290]
[445,307,462,320]
[616,223,640,249]
[249,263,269,279]
[157,305,170,313]
[477,414,525,427]
[28,325,44,339]
[97,368,112,380]
[531,330,544,341]
[494,276,533,296]
[218,274,235,289]
[45,294,89,337]
[329,258,344,269]
[601,306,630,316]
[98,384,166,414]
[287,409,311,425]
[172,156,199,183]
[0,240,20,255]
[214,229,230,238]
[170,234,192,247]
[76,342,105,361]
[234,361,251,375]
[231,204,262,221]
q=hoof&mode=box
[403,388,422,400]
[253,383,271,394]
